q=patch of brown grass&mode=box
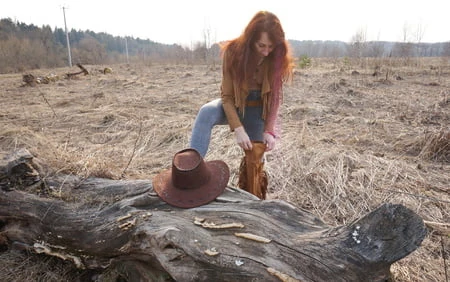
[416,130,450,162]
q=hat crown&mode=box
[172,149,210,189]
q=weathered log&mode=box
[0,149,427,281]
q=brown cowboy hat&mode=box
[152,148,230,208]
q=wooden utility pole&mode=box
[62,6,72,67]
[125,37,129,64]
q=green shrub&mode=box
[298,55,311,69]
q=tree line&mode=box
[0,18,218,73]
[0,18,449,74]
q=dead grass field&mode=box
[0,57,449,281]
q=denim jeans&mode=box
[190,90,264,157]
[189,98,228,157]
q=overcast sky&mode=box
[2,0,449,46]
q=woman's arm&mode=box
[264,99,280,134]
[263,100,279,152]
[221,51,253,150]
[221,51,242,131]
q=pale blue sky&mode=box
[2,0,448,46]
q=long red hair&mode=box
[221,11,294,105]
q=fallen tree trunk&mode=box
[0,149,427,281]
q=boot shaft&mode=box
[239,141,268,199]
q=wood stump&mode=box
[0,149,427,281]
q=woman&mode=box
[190,11,294,199]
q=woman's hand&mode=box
[263,132,276,151]
[234,126,252,150]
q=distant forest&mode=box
[1,18,449,73]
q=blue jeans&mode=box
[190,90,264,157]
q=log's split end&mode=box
[345,203,427,264]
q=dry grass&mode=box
[0,58,449,281]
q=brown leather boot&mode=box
[238,141,268,199]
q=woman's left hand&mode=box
[263,132,276,151]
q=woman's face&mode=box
[254,32,274,58]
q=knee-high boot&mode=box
[238,141,268,199]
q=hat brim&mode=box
[153,160,230,208]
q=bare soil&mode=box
[0,58,449,281]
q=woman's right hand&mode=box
[234,126,252,150]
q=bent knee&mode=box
[198,101,220,117]
[194,99,225,125]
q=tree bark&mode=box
[0,149,427,282]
